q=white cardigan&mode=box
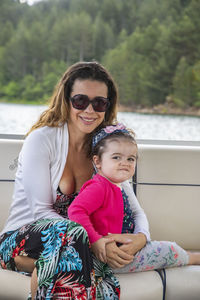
[1,124,150,241]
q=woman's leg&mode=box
[92,254,120,299]
[1,220,120,299]
[32,218,95,299]
[113,240,189,274]
[0,219,95,299]
[31,268,38,300]
[13,257,37,300]
[14,256,36,273]
[13,256,37,300]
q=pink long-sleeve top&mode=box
[68,174,124,244]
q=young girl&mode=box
[68,123,200,274]
[68,123,138,263]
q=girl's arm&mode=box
[68,183,115,262]
[68,182,105,244]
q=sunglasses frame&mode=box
[69,94,110,112]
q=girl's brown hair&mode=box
[27,61,118,135]
[91,130,137,160]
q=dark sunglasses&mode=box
[69,94,110,112]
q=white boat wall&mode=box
[0,134,200,300]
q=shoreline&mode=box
[1,100,200,117]
[118,104,200,117]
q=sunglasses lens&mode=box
[70,95,110,112]
[93,98,110,112]
[71,95,89,110]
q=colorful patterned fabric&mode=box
[121,189,135,234]
[53,187,78,217]
[0,189,120,300]
[0,219,95,299]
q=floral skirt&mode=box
[0,218,120,299]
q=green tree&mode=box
[172,57,194,107]
[0,21,14,46]
[21,75,43,102]
[3,81,22,100]
[93,16,115,61]
[100,0,123,35]
[190,61,200,107]
[50,12,93,64]
[103,19,169,106]
[3,22,32,80]
[69,0,100,20]
[169,14,200,64]
[41,60,67,99]
[1,0,200,107]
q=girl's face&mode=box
[93,139,137,185]
[68,79,108,135]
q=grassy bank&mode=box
[0,99,48,105]
[118,103,200,117]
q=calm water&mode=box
[0,103,200,141]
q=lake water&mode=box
[0,103,200,141]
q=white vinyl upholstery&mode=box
[0,137,200,299]
[137,144,200,250]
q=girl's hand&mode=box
[91,237,114,263]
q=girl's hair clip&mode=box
[92,123,129,149]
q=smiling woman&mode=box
[0,61,129,299]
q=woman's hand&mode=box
[118,233,147,256]
[105,235,134,268]
[91,237,114,263]
[105,233,147,268]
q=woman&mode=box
[0,62,148,299]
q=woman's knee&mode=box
[14,255,36,273]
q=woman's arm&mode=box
[105,235,134,268]
[116,233,146,255]
[22,129,63,220]
[105,233,147,268]
[91,237,114,263]
[122,180,151,242]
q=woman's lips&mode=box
[80,116,97,125]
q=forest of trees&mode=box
[0,0,200,109]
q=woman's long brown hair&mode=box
[26,61,119,136]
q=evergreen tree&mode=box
[0,0,199,107]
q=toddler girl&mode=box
[68,124,200,273]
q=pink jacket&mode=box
[68,174,124,244]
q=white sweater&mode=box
[1,124,150,241]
